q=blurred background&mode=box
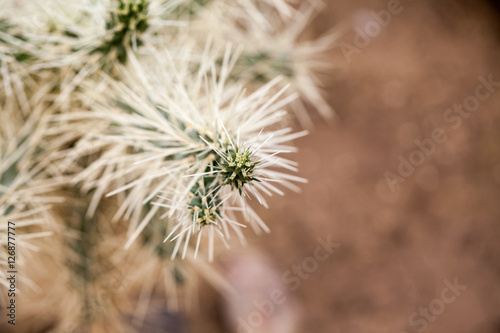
[189,0,500,332]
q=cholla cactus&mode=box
[0,0,337,331]
[184,0,344,126]
[0,17,40,120]
[0,118,62,303]
[60,46,306,261]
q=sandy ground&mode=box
[189,1,500,332]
